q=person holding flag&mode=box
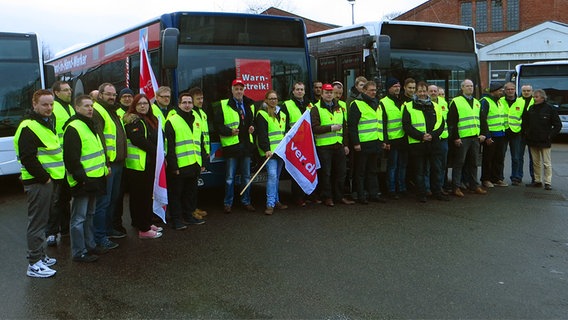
[165,93,206,229]
[255,90,289,215]
[123,94,163,239]
[311,83,354,207]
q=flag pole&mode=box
[239,155,272,196]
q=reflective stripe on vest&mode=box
[14,119,65,180]
[151,104,166,130]
[167,113,203,167]
[52,100,75,142]
[219,99,254,147]
[508,97,534,133]
[314,102,344,147]
[93,102,118,162]
[195,108,210,155]
[380,96,405,140]
[65,119,107,187]
[481,96,506,132]
[352,100,381,142]
[256,110,286,156]
[125,121,147,171]
[452,96,481,138]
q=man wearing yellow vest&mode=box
[92,83,127,249]
[403,81,448,202]
[45,81,74,247]
[311,83,354,207]
[116,88,134,120]
[214,79,256,214]
[380,77,408,199]
[165,93,206,229]
[151,86,170,128]
[281,81,312,206]
[507,84,535,186]
[480,82,508,188]
[429,84,451,193]
[14,90,62,278]
[447,79,488,197]
[63,95,109,262]
[348,80,386,204]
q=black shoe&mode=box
[108,229,127,239]
[545,184,552,190]
[73,253,99,263]
[172,221,188,230]
[526,182,543,188]
[418,196,427,203]
[370,196,387,203]
[358,199,369,205]
[388,193,399,200]
[435,194,450,201]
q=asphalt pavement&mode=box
[1,139,568,319]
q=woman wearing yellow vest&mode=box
[255,91,289,215]
[123,94,163,239]
[63,95,108,262]
[165,93,206,230]
[402,82,447,202]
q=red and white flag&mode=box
[152,116,168,223]
[274,110,320,194]
[139,27,159,101]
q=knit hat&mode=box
[489,81,503,92]
[385,77,400,90]
[118,88,134,99]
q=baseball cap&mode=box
[232,79,245,87]
[322,84,334,91]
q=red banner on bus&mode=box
[235,59,272,101]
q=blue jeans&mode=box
[386,146,408,193]
[508,133,534,182]
[224,156,251,207]
[70,195,96,257]
[265,157,283,208]
[94,162,123,244]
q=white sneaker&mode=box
[27,260,56,278]
[494,180,509,187]
[482,180,495,188]
[46,235,57,247]
[42,255,57,267]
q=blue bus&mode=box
[48,11,313,187]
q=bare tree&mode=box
[383,11,403,20]
[245,0,292,14]
[42,41,54,61]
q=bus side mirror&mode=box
[44,64,55,89]
[376,35,391,70]
[161,28,179,69]
[505,70,517,83]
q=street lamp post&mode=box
[347,0,355,25]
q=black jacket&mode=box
[522,102,562,148]
[402,97,445,154]
[62,114,107,197]
[123,113,158,171]
[165,107,205,176]
[16,111,59,185]
[213,95,256,158]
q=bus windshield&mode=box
[518,64,568,111]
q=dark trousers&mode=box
[317,146,346,201]
[167,165,200,224]
[46,179,71,236]
[481,135,507,182]
[354,150,379,201]
[127,169,154,232]
[452,137,481,190]
[112,171,128,230]
[411,143,443,197]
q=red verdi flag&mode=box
[139,27,159,101]
[152,116,167,223]
[274,110,320,194]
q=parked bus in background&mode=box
[507,61,568,134]
[308,20,481,99]
[0,32,53,176]
[47,11,312,187]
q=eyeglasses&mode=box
[103,92,117,97]
[267,98,278,101]
[137,102,150,106]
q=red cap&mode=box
[322,84,334,91]
[232,79,245,87]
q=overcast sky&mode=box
[0,0,428,56]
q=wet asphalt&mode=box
[1,140,568,319]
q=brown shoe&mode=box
[340,198,355,205]
[324,198,335,207]
[244,204,256,212]
[264,207,274,215]
[195,208,208,217]
[223,205,231,214]
[454,189,464,197]
[275,202,288,210]
[473,186,487,195]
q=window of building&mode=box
[476,0,488,32]
[491,0,503,32]
[507,0,520,31]
[461,2,473,27]
[489,60,532,83]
